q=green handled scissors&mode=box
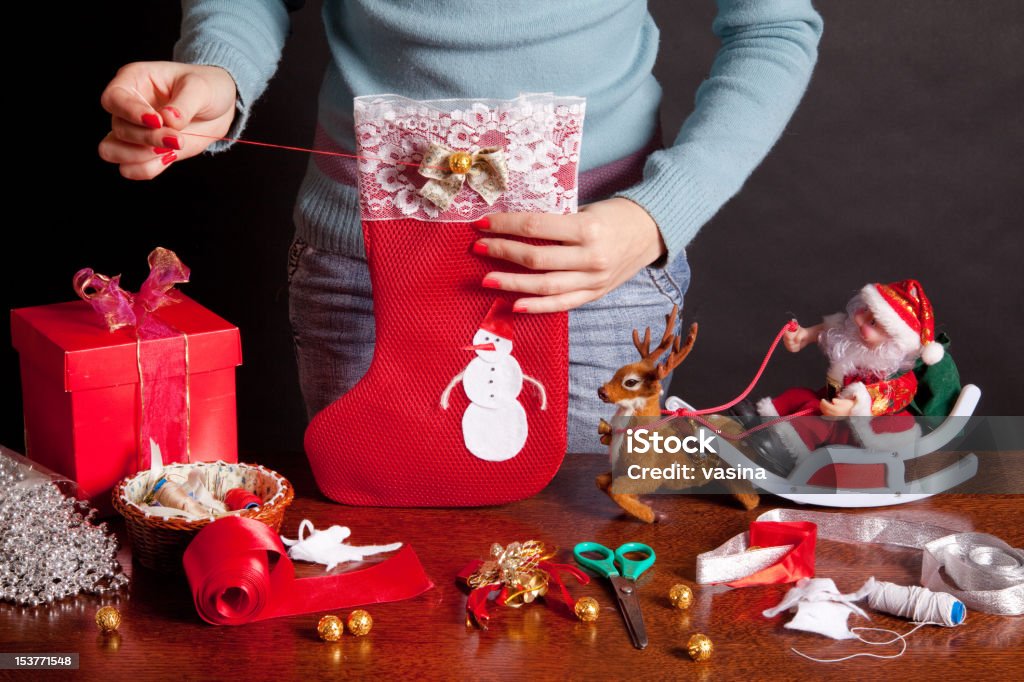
[574,541,656,649]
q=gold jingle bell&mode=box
[347,609,373,637]
[95,606,121,633]
[448,151,473,175]
[687,633,714,662]
[669,584,693,610]
[317,614,344,642]
[574,596,600,622]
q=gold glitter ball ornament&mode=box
[317,615,344,642]
[687,633,714,662]
[574,596,600,622]
[95,606,121,633]
[347,609,373,636]
[669,584,693,610]
[448,151,473,175]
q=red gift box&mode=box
[10,294,242,512]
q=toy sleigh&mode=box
[666,383,981,508]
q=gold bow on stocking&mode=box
[417,143,509,210]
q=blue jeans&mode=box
[288,240,690,453]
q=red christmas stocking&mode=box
[304,95,586,506]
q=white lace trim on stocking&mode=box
[354,93,586,222]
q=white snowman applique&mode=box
[440,299,547,461]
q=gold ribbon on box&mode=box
[418,143,509,210]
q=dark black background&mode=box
[4,1,1022,455]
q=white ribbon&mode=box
[697,509,1024,615]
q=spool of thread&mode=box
[152,477,213,517]
[225,488,262,511]
[866,581,966,626]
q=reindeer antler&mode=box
[633,305,679,362]
[656,322,698,379]
[632,326,652,359]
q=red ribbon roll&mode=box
[183,516,433,625]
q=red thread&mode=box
[180,131,448,170]
[224,488,262,511]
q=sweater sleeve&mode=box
[173,0,292,150]
[616,0,823,260]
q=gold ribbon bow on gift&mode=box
[417,143,509,210]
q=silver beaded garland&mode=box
[0,454,128,606]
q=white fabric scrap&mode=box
[280,519,402,571]
[763,577,876,640]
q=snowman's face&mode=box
[472,328,513,361]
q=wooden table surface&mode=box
[2,452,1021,681]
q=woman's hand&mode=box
[474,197,666,313]
[98,61,237,180]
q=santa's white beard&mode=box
[820,313,914,380]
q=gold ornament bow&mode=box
[468,541,553,607]
[417,143,509,210]
[460,540,590,629]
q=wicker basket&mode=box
[113,461,294,571]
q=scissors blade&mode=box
[610,575,648,649]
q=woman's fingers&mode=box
[481,212,586,244]
[110,115,184,150]
[482,269,599,297]
[100,76,163,129]
[510,290,598,314]
[476,238,595,272]
[97,133,175,164]
[98,133,177,179]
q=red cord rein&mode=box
[615,320,814,441]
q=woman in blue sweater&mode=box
[98,0,823,452]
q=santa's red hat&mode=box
[479,299,514,340]
[860,279,943,365]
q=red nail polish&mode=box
[161,152,177,166]
[472,217,491,230]
[141,113,161,129]
[153,147,172,154]
[163,106,182,119]
[482,277,501,289]
[513,305,528,313]
[162,136,181,151]
[472,241,488,255]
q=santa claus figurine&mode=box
[740,279,944,466]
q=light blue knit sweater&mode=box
[175,0,822,259]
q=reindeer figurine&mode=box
[595,306,760,523]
